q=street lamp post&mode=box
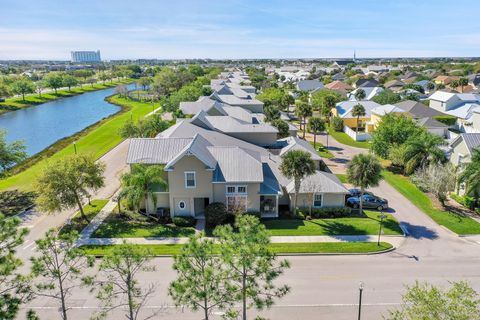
[378,212,387,246]
[358,282,364,320]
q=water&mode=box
[0,84,135,156]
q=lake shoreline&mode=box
[4,93,131,177]
[0,79,134,116]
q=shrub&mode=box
[302,207,352,219]
[433,115,457,126]
[172,216,196,227]
[450,193,477,210]
[242,211,262,219]
[331,117,344,132]
[205,202,228,227]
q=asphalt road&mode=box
[15,133,480,319]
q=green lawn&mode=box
[263,211,403,236]
[0,96,156,191]
[335,173,348,184]
[309,141,334,159]
[80,242,393,256]
[0,80,131,113]
[60,199,108,235]
[328,127,370,149]
[382,170,480,235]
[92,212,196,238]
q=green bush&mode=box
[172,216,196,227]
[243,211,261,219]
[450,193,476,210]
[299,207,352,219]
[331,117,344,132]
[205,202,228,227]
[433,115,457,126]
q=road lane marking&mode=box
[22,241,35,250]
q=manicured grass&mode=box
[60,199,108,235]
[382,170,480,235]
[328,127,370,149]
[0,95,156,191]
[0,80,131,113]
[80,242,393,256]
[309,141,334,159]
[263,211,403,236]
[92,212,196,238]
[335,173,348,184]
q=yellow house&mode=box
[333,100,382,132]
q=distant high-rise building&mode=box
[70,50,101,62]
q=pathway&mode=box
[77,234,406,248]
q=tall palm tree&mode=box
[347,154,383,213]
[458,149,480,208]
[308,117,325,149]
[458,78,468,93]
[280,150,316,216]
[121,164,167,213]
[449,80,459,92]
[295,101,313,138]
[354,88,366,101]
[352,104,366,134]
[402,132,446,175]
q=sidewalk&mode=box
[78,198,118,242]
[77,234,405,248]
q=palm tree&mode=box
[347,154,383,213]
[458,149,480,208]
[354,88,366,101]
[308,117,325,149]
[280,150,316,216]
[295,101,313,138]
[121,164,167,213]
[323,95,336,123]
[458,78,468,93]
[449,80,459,92]
[402,132,446,175]
[426,81,435,93]
[352,104,366,134]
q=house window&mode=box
[227,196,247,212]
[313,194,323,207]
[178,201,186,210]
[185,172,196,188]
[226,185,247,194]
[237,186,247,194]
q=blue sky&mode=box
[1,0,479,60]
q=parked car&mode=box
[346,188,374,199]
[346,194,388,210]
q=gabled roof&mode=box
[428,90,456,102]
[297,80,324,92]
[336,100,381,118]
[209,147,264,183]
[451,133,480,154]
[179,96,228,116]
[127,138,192,164]
[395,100,444,118]
[371,104,406,116]
[277,136,321,161]
[165,134,217,170]
[325,80,353,92]
[348,87,384,101]
[356,79,379,88]
[286,171,348,194]
[205,116,278,133]
[416,117,448,129]
[384,79,405,88]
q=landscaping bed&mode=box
[263,210,403,236]
[60,199,108,235]
[80,241,393,256]
[382,170,480,235]
[92,211,196,238]
[309,141,334,159]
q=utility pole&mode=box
[358,282,364,320]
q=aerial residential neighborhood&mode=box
[1,1,480,320]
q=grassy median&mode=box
[0,96,156,191]
[382,170,480,235]
[80,242,393,256]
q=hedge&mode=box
[297,207,352,219]
[172,216,197,227]
[433,115,457,126]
